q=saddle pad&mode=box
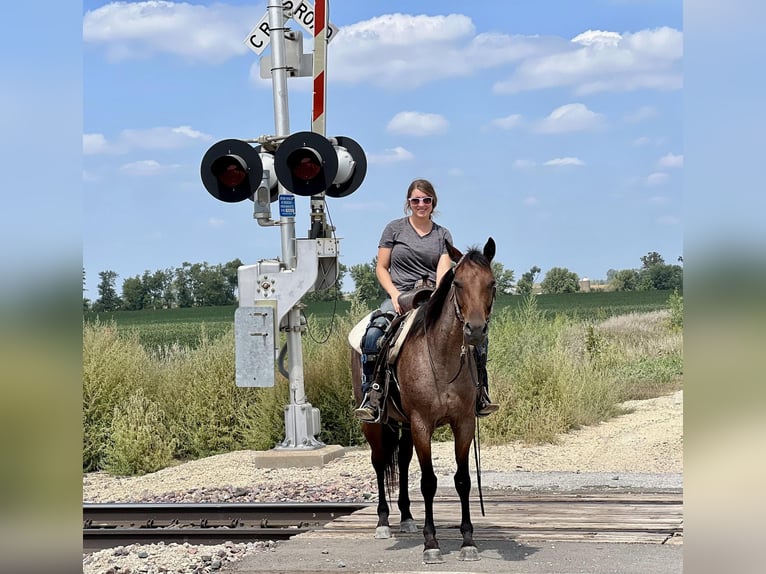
[387,310,419,364]
[347,311,373,353]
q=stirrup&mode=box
[354,393,380,423]
[476,402,499,418]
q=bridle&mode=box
[424,254,496,384]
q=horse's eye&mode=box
[453,281,462,289]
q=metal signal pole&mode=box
[267,0,321,450]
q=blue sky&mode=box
[81,0,683,296]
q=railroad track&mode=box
[83,502,369,552]
[83,492,683,553]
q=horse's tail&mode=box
[382,422,401,501]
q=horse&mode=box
[351,237,497,564]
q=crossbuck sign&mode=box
[246,0,338,55]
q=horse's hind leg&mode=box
[397,426,417,533]
[367,427,392,539]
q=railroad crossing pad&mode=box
[250,444,345,468]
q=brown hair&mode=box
[404,178,438,217]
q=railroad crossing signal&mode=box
[273,131,366,197]
[201,133,365,202]
[200,139,277,203]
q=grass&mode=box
[83,291,682,475]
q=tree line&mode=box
[84,251,681,312]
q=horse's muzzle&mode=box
[463,321,488,346]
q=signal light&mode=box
[274,131,366,197]
[201,139,277,203]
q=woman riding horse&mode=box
[352,237,499,564]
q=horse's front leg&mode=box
[397,426,418,533]
[413,425,442,564]
[454,426,479,561]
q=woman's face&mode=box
[408,190,434,219]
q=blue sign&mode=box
[278,194,296,217]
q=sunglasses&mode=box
[408,196,433,205]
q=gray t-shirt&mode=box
[379,217,453,292]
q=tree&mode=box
[121,276,146,310]
[609,269,640,291]
[640,251,665,269]
[541,267,580,294]
[93,270,122,312]
[174,263,194,308]
[83,268,90,311]
[350,259,384,305]
[638,264,683,291]
[515,266,540,296]
[491,262,515,294]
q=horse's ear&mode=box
[483,237,496,262]
[446,240,463,263]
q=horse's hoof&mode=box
[374,526,392,539]
[399,518,418,533]
[422,549,444,564]
[458,545,480,561]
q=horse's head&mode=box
[447,237,497,346]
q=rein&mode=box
[423,280,467,385]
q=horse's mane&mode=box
[409,247,490,336]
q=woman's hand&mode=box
[392,290,403,314]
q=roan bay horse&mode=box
[351,237,497,563]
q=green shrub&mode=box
[82,320,158,471]
[83,296,683,475]
[104,388,175,475]
[668,288,683,331]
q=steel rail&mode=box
[83,502,371,552]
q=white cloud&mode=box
[658,153,683,168]
[632,136,652,146]
[648,195,671,205]
[368,146,414,164]
[329,13,563,89]
[489,114,523,130]
[83,125,213,155]
[494,26,682,95]
[83,133,109,155]
[119,159,180,176]
[512,159,536,169]
[208,217,226,228]
[523,196,539,206]
[544,157,585,167]
[386,111,449,136]
[646,172,669,185]
[536,103,604,133]
[83,1,258,63]
[447,167,463,177]
[624,106,659,123]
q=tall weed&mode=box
[104,388,175,475]
[83,295,682,475]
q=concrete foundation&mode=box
[250,444,346,469]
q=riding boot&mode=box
[355,356,380,422]
[474,346,499,417]
[354,381,382,423]
[355,312,391,423]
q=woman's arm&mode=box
[376,247,403,313]
[435,252,452,287]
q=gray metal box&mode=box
[235,305,277,387]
